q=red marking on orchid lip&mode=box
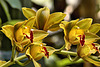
[30,30,33,43]
[78,35,85,46]
[43,47,49,58]
[92,43,95,47]
[23,33,30,39]
[92,43,99,53]
[23,30,33,43]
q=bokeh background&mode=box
[0,0,100,67]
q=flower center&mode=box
[43,47,49,58]
[41,44,49,58]
[23,29,33,43]
[78,35,85,46]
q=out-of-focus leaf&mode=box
[3,20,22,25]
[0,0,11,21]
[31,0,53,9]
[6,0,22,10]
[0,18,2,27]
[45,54,60,67]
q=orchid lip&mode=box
[92,43,99,53]
[43,47,49,58]
[23,30,33,43]
[78,34,85,46]
[41,44,49,58]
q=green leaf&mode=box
[22,7,36,19]
[0,0,11,21]
[89,24,100,34]
[6,0,22,10]
[76,18,92,31]
[3,20,22,25]
[0,18,2,27]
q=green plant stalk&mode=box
[0,0,11,21]
[55,50,77,56]
[56,58,83,67]
[88,55,100,62]
[15,60,31,66]
[67,54,80,62]
[1,55,27,67]
[11,46,15,61]
[15,51,19,58]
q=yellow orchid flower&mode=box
[59,18,100,50]
[1,17,48,52]
[26,43,56,67]
[0,60,6,66]
[22,7,66,31]
[77,34,100,66]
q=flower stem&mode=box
[88,55,100,62]
[55,50,77,56]
[67,54,80,62]
[11,46,15,61]
[15,60,31,66]
[1,55,27,67]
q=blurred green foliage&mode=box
[6,0,22,10]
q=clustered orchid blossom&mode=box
[0,7,100,67]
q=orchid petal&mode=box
[89,23,100,34]
[22,7,36,19]
[76,18,92,31]
[33,29,48,41]
[36,7,50,30]
[44,12,66,31]
[1,25,14,46]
